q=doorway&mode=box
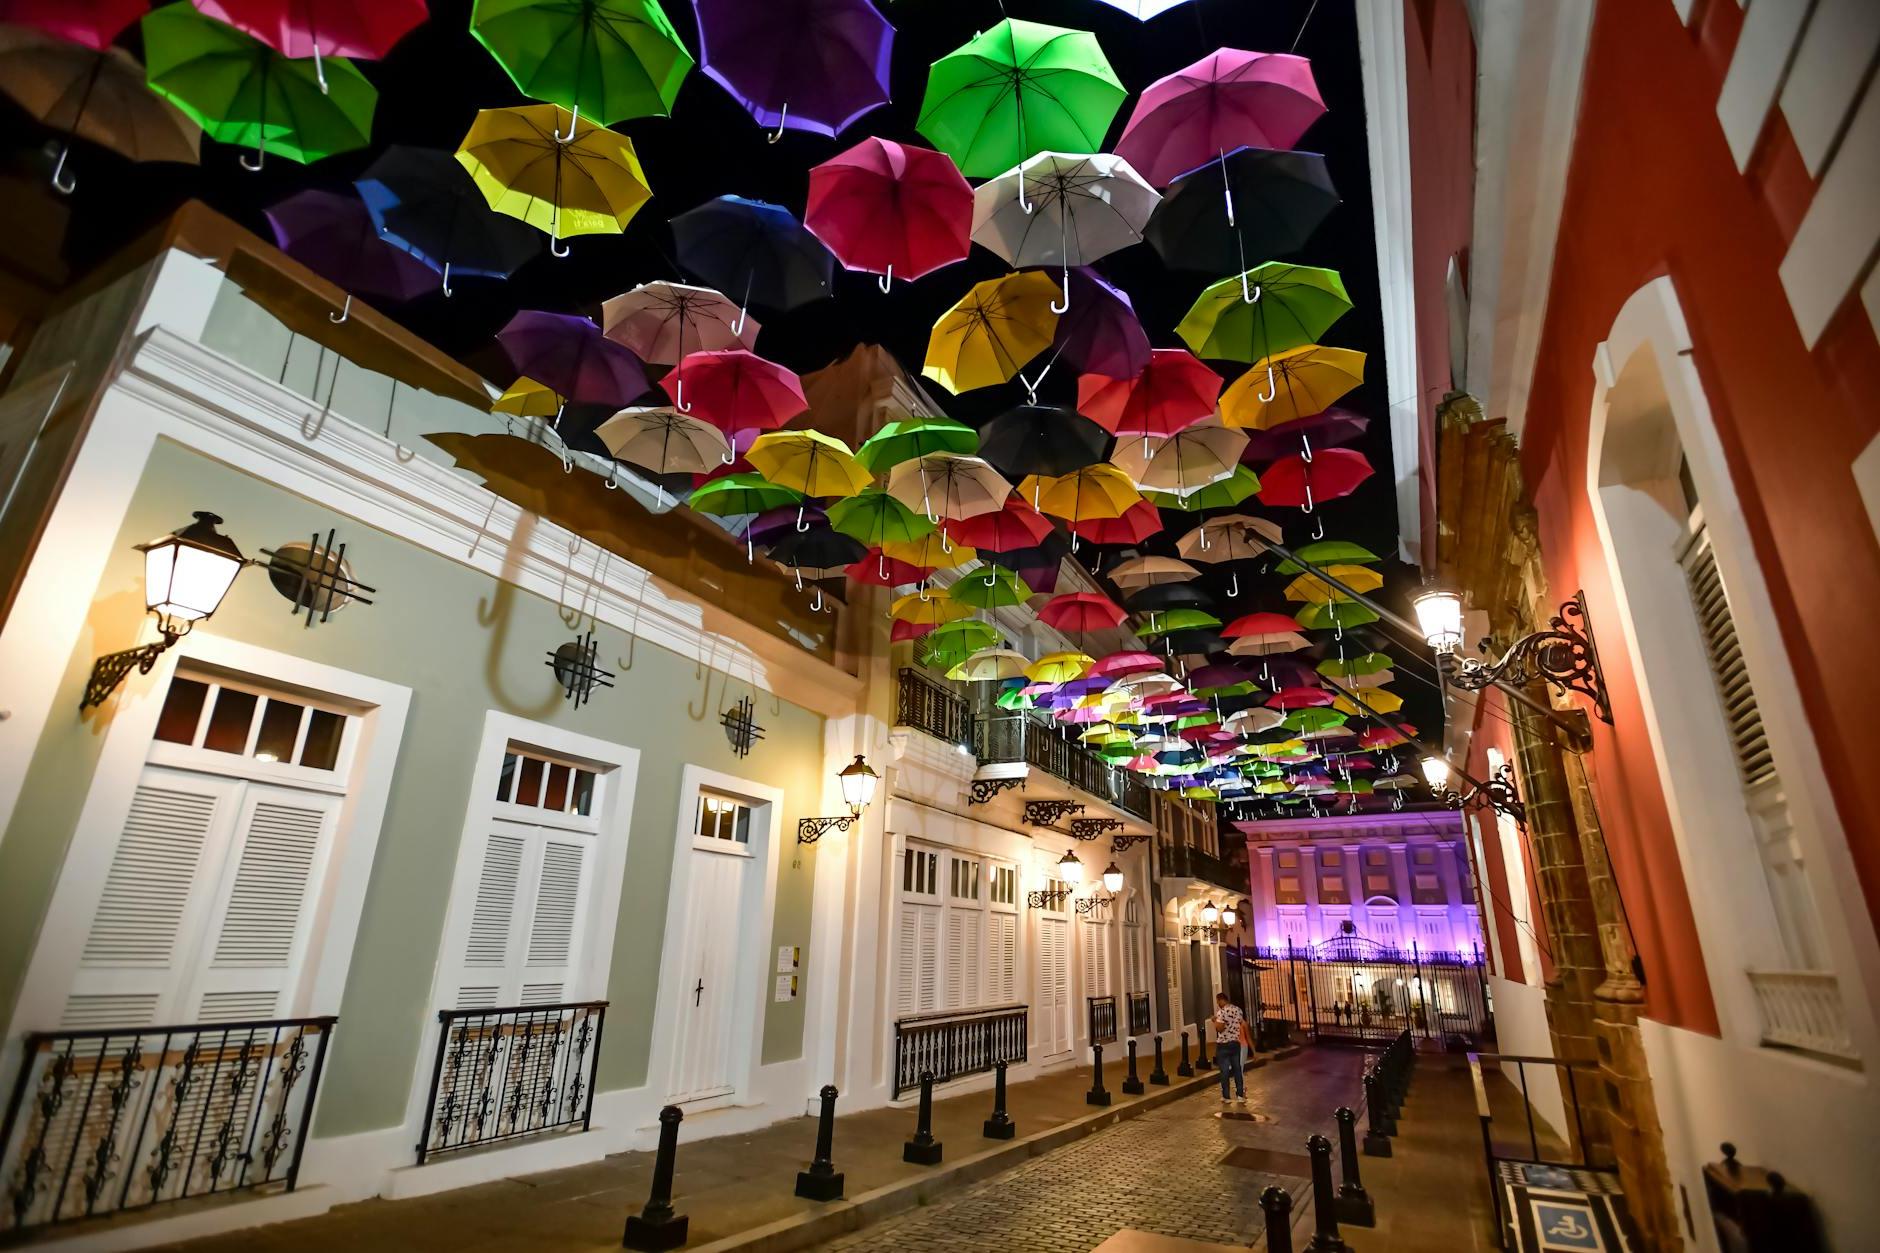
[666,792,760,1107]
[1037,914,1071,1057]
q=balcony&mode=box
[973,711,1152,819]
[895,667,973,748]
[1158,843,1248,895]
[1747,970,1859,1065]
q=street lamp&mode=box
[1201,900,1220,925]
[797,754,879,843]
[1101,862,1125,894]
[84,512,250,709]
[1418,585,1613,733]
[1420,756,1451,790]
[1421,754,1526,826]
[1058,849,1085,884]
[1220,902,1238,928]
[1411,587,1465,653]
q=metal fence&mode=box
[1468,1052,1615,1246]
[1255,939,1491,1049]
[0,1016,335,1234]
[1126,992,1152,1037]
[973,712,1148,815]
[1087,996,1117,1046]
[892,1005,1028,1099]
[895,668,973,747]
[417,1002,606,1164]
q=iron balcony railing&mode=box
[417,1001,606,1164]
[892,1005,1027,1099]
[1087,996,1118,1046]
[973,712,1150,817]
[895,667,973,747]
[0,1015,335,1234]
[1127,991,1153,1037]
[1157,843,1247,893]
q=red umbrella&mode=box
[1359,723,1415,750]
[1077,349,1221,440]
[1257,447,1373,511]
[1,0,146,49]
[1113,50,1326,188]
[850,549,935,586]
[195,0,427,82]
[1221,611,1305,638]
[947,497,1054,552]
[1267,686,1334,710]
[892,618,936,643]
[805,136,972,290]
[1068,498,1162,545]
[667,348,806,440]
[1038,592,1126,633]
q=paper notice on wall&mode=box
[774,974,799,1002]
[776,945,801,973]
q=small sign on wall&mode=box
[774,974,799,1002]
[776,945,801,973]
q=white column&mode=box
[1255,846,1278,949]
[1300,844,1322,945]
[1436,839,1466,952]
[1388,841,1413,944]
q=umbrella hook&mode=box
[1300,484,1314,513]
[328,293,353,325]
[1240,273,1261,305]
[878,264,893,293]
[747,535,755,563]
[1256,366,1277,403]
[794,567,804,592]
[878,552,888,580]
[767,103,789,144]
[1050,267,1071,315]
[441,262,453,298]
[674,375,692,412]
[795,503,811,533]
[1227,571,1239,598]
[810,585,824,612]
[731,305,748,337]
[1018,175,1034,215]
[1070,532,1081,553]
[1300,433,1313,463]
[720,446,737,465]
[1311,514,1325,540]
[1198,526,1211,552]
[50,146,76,196]
[554,104,580,144]
[941,529,954,555]
[241,144,266,172]
[550,234,571,259]
[312,41,329,94]
[919,582,931,603]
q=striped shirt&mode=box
[1212,1003,1245,1042]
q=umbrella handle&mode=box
[675,375,691,412]
[721,446,737,465]
[241,145,266,172]
[441,262,453,298]
[1300,433,1313,463]
[794,566,804,592]
[731,306,748,337]
[810,585,823,612]
[1311,514,1325,540]
[1018,175,1034,215]
[796,503,811,532]
[313,41,328,94]
[878,264,893,293]
[941,529,953,554]
[329,293,353,325]
[1050,267,1070,315]
[767,102,790,144]
[554,104,581,144]
[878,552,888,580]
[1241,273,1260,305]
[1256,367,1276,404]
[550,235,571,258]
[747,535,755,564]
[1227,571,1239,598]
[1220,148,1235,227]
[50,145,76,196]
[919,582,930,602]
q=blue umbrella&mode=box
[670,195,834,330]
[356,145,541,295]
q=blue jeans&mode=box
[1215,1040,1245,1097]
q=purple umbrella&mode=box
[1189,662,1253,689]
[1261,656,1322,688]
[1240,407,1369,462]
[1114,50,1326,188]
[497,311,650,414]
[265,189,437,325]
[751,501,827,542]
[692,0,893,141]
[1011,555,1063,595]
[1044,268,1151,384]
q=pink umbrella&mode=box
[666,348,805,442]
[1038,592,1126,633]
[1114,50,1326,188]
[1222,611,1307,638]
[1267,686,1334,710]
[805,137,973,290]
[1077,349,1221,440]
[1089,650,1164,678]
[2,0,146,49]
[196,0,427,88]
[603,282,759,367]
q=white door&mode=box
[669,845,747,1104]
[1368,906,1402,947]
[1038,916,1071,1057]
[1318,905,1351,938]
[1416,909,1451,954]
[1164,940,1183,1030]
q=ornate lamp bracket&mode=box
[1074,893,1115,916]
[1181,924,1222,942]
[1070,817,1126,842]
[969,777,1024,805]
[1024,800,1084,827]
[796,815,860,845]
[1110,833,1152,854]
[1448,591,1611,738]
[1436,762,1527,827]
[1026,885,1073,909]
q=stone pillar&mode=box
[1342,844,1364,922]
[1256,846,1279,949]
[1300,844,1322,944]
[1436,840,1465,952]
[1386,842,1413,942]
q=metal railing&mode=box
[0,1016,335,1234]
[1255,942,1491,1048]
[417,1001,606,1164]
[1126,992,1152,1037]
[1157,843,1245,893]
[895,668,972,747]
[973,712,1147,814]
[892,1005,1027,1099]
[1747,969,1859,1063]
[1087,996,1117,1046]
[1467,1052,1614,1246]
[1114,773,1152,819]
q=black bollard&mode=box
[1121,1038,1144,1095]
[1149,1033,1170,1085]
[904,1070,943,1164]
[1196,1023,1213,1071]
[794,1084,845,1201]
[1334,1106,1376,1227]
[1086,1043,1112,1106]
[1305,1133,1350,1252]
[622,1105,688,1250]
[1260,1184,1295,1253]
[1177,1029,1194,1077]
[1363,1074,1394,1157]
[982,1059,1016,1140]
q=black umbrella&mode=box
[355,146,541,296]
[1126,582,1215,613]
[976,404,1113,480]
[767,524,866,570]
[671,195,834,319]
[1145,147,1340,275]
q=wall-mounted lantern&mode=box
[83,513,249,709]
[796,754,879,844]
[1416,585,1612,731]
[1422,755,1526,826]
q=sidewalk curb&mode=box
[689,1053,1300,1253]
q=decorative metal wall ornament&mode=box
[1070,817,1128,841]
[1026,884,1074,909]
[1182,923,1222,941]
[969,777,1024,805]
[1444,591,1612,726]
[1074,893,1116,916]
[721,695,766,758]
[1023,799,1084,827]
[548,628,615,708]
[1433,761,1527,826]
[259,529,376,628]
[795,814,860,844]
[1111,833,1153,853]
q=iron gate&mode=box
[1254,937,1491,1049]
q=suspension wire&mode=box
[1290,0,1323,52]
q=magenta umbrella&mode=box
[805,137,972,290]
[1113,49,1325,188]
[498,311,650,415]
[691,0,893,140]
[1240,406,1368,462]
[195,0,427,89]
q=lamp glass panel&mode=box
[1412,590,1463,651]
[839,758,878,811]
[1420,757,1451,788]
[1058,853,1084,884]
[1201,901,1220,923]
[1102,866,1124,893]
[158,542,242,622]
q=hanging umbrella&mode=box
[0,29,197,195]
[1176,513,1280,561]
[1091,0,1194,17]
[806,137,972,290]
[603,282,757,366]
[471,0,693,125]
[970,152,1160,309]
[1332,688,1402,716]
[1045,267,1151,383]
[263,189,437,323]
[1177,263,1352,364]
[1318,652,1392,679]
[1278,542,1381,573]
[1108,555,1199,588]
[1241,406,1368,461]
[945,497,1052,553]
[143,4,375,170]
[2,0,146,50]
[748,429,871,500]
[855,413,978,474]
[851,548,935,586]
[892,592,975,625]
[1020,463,1140,529]
[195,0,425,89]
[887,453,1011,522]
[1143,463,1260,511]
[952,648,1031,682]
[1125,581,1212,612]
[883,532,978,571]
[668,348,804,438]
[1220,345,1365,431]
[492,377,563,418]
[828,491,933,547]
[1067,498,1162,546]
[1038,593,1125,633]
[1089,650,1164,678]
[689,471,804,516]
[1295,601,1380,632]
[976,404,1112,481]
[1113,49,1325,188]
[895,620,938,644]
[925,619,1002,655]
[498,310,650,410]
[1267,686,1334,711]
[1112,419,1247,495]
[1146,147,1339,275]
[1284,708,1348,735]
[917,18,1125,178]
[595,406,733,480]
[671,195,834,322]
[1137,608,1221,637]
[770,524,867,571]
[750,502,825,545]
[923,270,1060,394]
[692,0,891,139]
[1226,707,1286,735]
[950,565,1034,609]
[1222,610,1305,641]
[355,146,540,296]
[1026,651,1094,683]
[1077,348,1221,439]
[1259,447,1374,512]
[457,104,651,255]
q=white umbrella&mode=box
[1111,419,1248,495]
[971,152,1161,311]
[1225,707,1287,735]
[1226,631,1311,658]
[595,406,732,488]
[887,453,1012,523]
[601,281,757,366]
[951,648,1031,681]
[1108,555,1201,588]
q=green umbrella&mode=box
[917,18,1125,179]
[689,472,805,516]
[1278,540,1380,573]
[143,5,376,169]
[1136,608,1221,637]
[995,685,1036,710]
[829,490,935,547]
[471,0,693,126]
[1175,263,1352,365]
[1284,708,1348,734]
[1145,464,1260,511]
[949,565,1033,609]
[928,619,1002,654]
[1194,680,1257,698]
[1295,602,1379,632]
[1317,652,1392,678]
[856,414,979,473]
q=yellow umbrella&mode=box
[492,376,562,418]
[748,430,872,498]
[457,104,652,255]
[882,533,978,570]
[891,592,975,625]
[951,647,1031,681]
[1332,688,1403,716]
[1025,651,1093,683]
[922,271,1060,394]
[1219,344,1365,431]
[1283,563,1385,604]
[1019,463,1141,524]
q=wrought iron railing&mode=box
[417,1001,606,1164]
[973,712,1147,814]
[1157,843,1246,893]
[1468,1051,1616,1244]
[1127,991,1153,1037]
[892,1005,1027,1099]
[1746,969,1858,1062]
[1114,772,1152,819]
[1087,996,1117,1046]
[1255,943,1491,1048]
[895,667,972,747]
[0,1016,335,1234]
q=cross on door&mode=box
[693,978,705,1007]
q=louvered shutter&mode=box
[893,904,921,1016]
[943,911,967,1009]
[990,912,1017,1004]
[520,838,588,1005]
[1681,527,1776,787]
[453,830,527,1009]
[915,907,940,1013]
[959,909,981,1008]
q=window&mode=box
[1122,897,1146,993]
[1276,875,1305,905]
[903,848,938,897]
[1039,877,1070,912]
[989,864,1016,906]
[949,855,980,900]
[695,793,751,844]
[499,747,597,818]
[153,674,351,772]
[896,845,1013,1016]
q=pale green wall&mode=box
[0,438,826,1138]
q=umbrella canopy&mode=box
[1219,344,1365,430]
[1175,513,1281,562]
[883,532,978,571]
[828,491,933,547]
[492,377,563,418]
[1089,651,1164,678]
[2,0,146,50]
[670,348,805,438]
[1295,601,1380,632]
[1225,707,1286,735]
[926,619,1002,654]
[1176,263,1351,363]
[1241,406,1368,461]
[770,524,867,571]
[945,497,1052,552]
[672,195,833,315]
[196,0,425,64]
[1278,541,1381,573]
[1112,419,1247,495]
[1227,629,1310,657]
[595,407,732,476]
[1067,497,1161,545]
[689,471,804,516]
[1108,555,1200,588]
[892,592,975,625]
[692,0,892,138]
[356,145,540,293]
[805,137,972,287]
[1125,581,1212,612]
[0,31,198,194]
[1284,708,1347,734]
[1146,147,1339,274]
[856,413,979,472]
[1332,688,1402,716]
[263,188,437,317]
[602,282,757,365]
[1038,592,1125,633]
[498,310,650,407]
[887,453,1012,522]
[949,565,1033,609]
[1026,651,1094,683]
[1076,348,1220,438]
[1050,267,1151,380]
[748,429,871,498]
[917,18,1125,178]
[1113,49,1325,187]
[1020,463,1141,525]
[457,104,651,251]
[143,4,375,168]
[1137,608,1220,637]
[1267,686,1334,710]
[470,0,693,124]
[922,270,1060,394]
[1143,463,1260,511]
[977,404,1112,480]
[1259,448,1374,511]
[851,548,935,586]
[951,648,1030,682]
[971,151,1159,277]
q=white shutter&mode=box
[943,910,966,1010]
[449,825,592,1010]
[916,906,940,1013]
[455,830,527,1009]
[990,912,1017,1004]
[521,838,588,1005]
[959,909,981,1008]
[1681,526,1776,786]
[894,904,921,1016]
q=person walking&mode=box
[1212,992,1249,1103]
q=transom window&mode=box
[496,746,598,818]
[154,674,349,772]
[695,792,752,844]
[1040,877,1070,913]
[949,855,981,900]
[989,864,1017,906]
[903,847,939,896]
